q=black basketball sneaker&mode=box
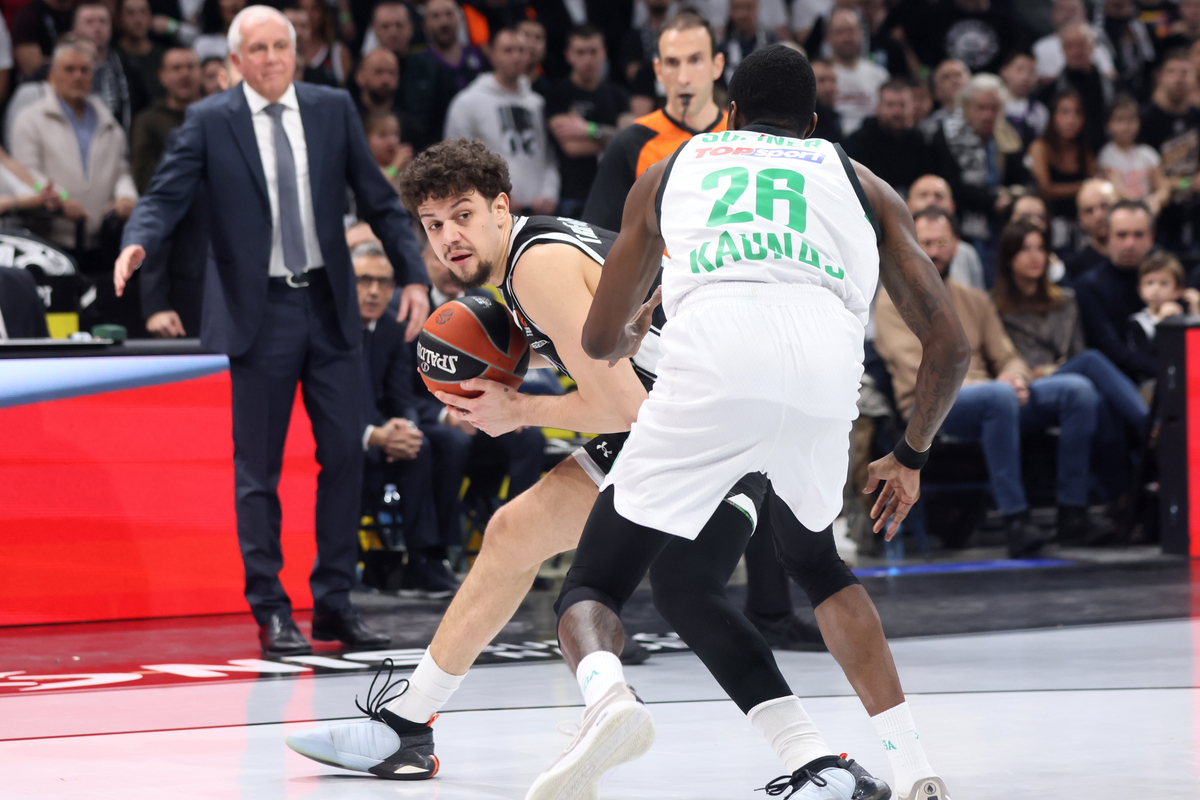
[760,754,893,800]
[285,660,440,780]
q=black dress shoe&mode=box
[311,606,391,648]
[259,612,312,656]
[1004,512,1049,558]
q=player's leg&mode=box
[286,456,598,779]
[423,455,596,677]
[764,487,903,716]
[768,417,950,800]
[526,487,674,800]
[647,483,889,800]
[533,417,858,796]
[743,518,826,650]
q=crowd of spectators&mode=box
[0,0,1198,562]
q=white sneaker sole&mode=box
[525,702,656,800]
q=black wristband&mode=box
[892,436,930,470]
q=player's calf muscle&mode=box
[430,459,598,672]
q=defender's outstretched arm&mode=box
[582,160,668,361]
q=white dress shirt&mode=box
[0,303,8,340]
[242,82,324,277]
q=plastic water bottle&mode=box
[379,484,402,550]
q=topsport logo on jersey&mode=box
[693,146,826,164]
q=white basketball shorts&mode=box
[602,282,865,540]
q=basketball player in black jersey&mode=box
[286,138,926,798]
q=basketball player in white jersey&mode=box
[287,132,939,796]
[528,45,970,800]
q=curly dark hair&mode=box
[398,139,512,217]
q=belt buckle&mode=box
[285,272,310,288]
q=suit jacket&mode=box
[0,266,50,338]
[364,312,420,428]
[122,82,428,357]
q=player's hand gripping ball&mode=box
[417,295,530,398]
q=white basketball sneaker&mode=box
[759,756,859,799]
[525,682,656,800]
[285,660,439,780]
[897,776,951,800]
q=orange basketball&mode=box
[417,295,530,398]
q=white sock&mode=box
[384,650,465,725]
[575,651,625,707]
[871,702,934,791]
[748,695,834,772]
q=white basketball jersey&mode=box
[655,127,881,326]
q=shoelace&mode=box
[757,768,828,798]
[354,658,411,722]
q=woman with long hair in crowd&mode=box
[296,0,352,87]
[1028,89,1097,250]
[993,220,1149,529]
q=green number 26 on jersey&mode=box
[688,165,844,281]
[701,166,807,233]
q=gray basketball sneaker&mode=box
[285,660,439,780]
[525,682,656,800]
[897,776,951,800]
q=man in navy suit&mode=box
[114,5,430,655]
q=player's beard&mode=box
[451,257,494,290]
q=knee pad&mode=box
[554,582,622,621]
[772,522,860,609]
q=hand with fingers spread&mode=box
[862,451,922,541]
[605,285,661,367]
[433,378,524,437]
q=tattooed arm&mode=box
[855,160,971,537]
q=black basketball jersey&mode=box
[499,215,666,391]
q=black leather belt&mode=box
[270,269,324,288]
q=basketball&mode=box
[417,295,530,398]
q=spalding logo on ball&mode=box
[418,295,530,398]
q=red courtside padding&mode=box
[0,372,319,626]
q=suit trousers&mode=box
[229,271,363,624]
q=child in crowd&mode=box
[1098,96,1172,215]
[364,111,412,196]
[1128,252,1200,387]
[1001,51,1048,147]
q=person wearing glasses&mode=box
[354,241,452,596]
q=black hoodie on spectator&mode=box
[842,116,928,196]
